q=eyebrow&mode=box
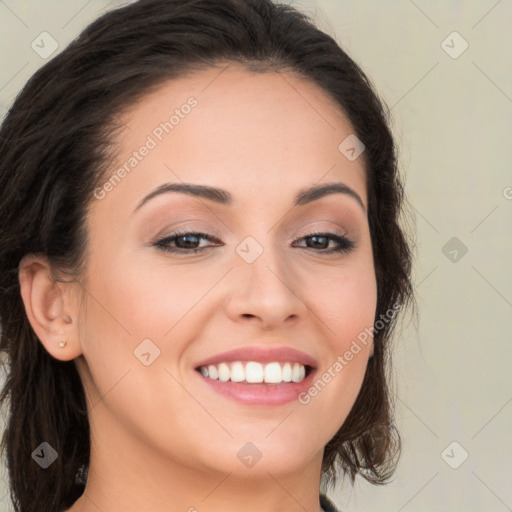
[133,181,366,213]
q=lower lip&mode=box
[195,368,317,406]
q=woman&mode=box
[0,0,413,511]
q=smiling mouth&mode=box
[195,361,313,385]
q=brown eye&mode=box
[154,231,222,253]
[292,232,355,254]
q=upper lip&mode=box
[194,346,317,369]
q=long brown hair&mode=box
[0,0,414,510]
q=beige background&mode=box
[1,1,511,510]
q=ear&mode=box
[18,254,83,361]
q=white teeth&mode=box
[292,363,303,383]
[230,361,245,382]
[264,362,282,383]
[298,364,306,382]
[198,361,308,384]
[245,362,263,383]
[208,365,218,379]
[218,362,230,382]
[282,362,292,382]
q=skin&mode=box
[19,63,377,512]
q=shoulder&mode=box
[320,493,342,512]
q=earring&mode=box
[59,341,67,348]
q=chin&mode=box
[192,431,322,478]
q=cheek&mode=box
[314,255,377,349]
[84,253,217,340]
[76,252,225,402]
[298,253,377,421]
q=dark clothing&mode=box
[320,493,341,512]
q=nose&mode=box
[224,242,307,330]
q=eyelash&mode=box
[153,228,356,255]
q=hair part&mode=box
[0,0,413,510]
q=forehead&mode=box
[103,63,367,211]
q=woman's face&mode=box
[75,64,377,479]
